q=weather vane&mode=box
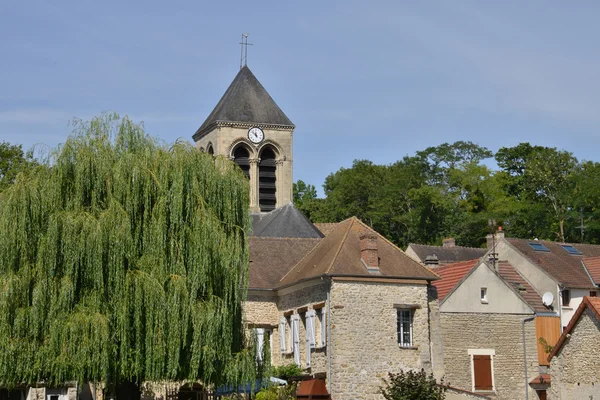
[239,33,253,69]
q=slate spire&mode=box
[193,66,294,140]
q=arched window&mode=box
[207,144,214,155]
[233,145,250,179]
[259,146,277,211]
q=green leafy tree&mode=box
[0,141,37,193]
[293,180,319,219]
[379,370,446,400]
[0,114,256,389]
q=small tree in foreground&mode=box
[380,370,446,400]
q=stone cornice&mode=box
[193,120,295,142]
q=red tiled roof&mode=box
[506,238,598,289]
[279,217,439,287]
[430,259,479,301]
[582,256,600,285]
[548,296,600,361]
[496,261,546,312]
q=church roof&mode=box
[193,66,294,140]
[251,203,324,239]
[279,217,439,287]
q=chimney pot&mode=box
[442,238,455,248]
[360,233,379,272]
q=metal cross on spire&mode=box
[239,33,253,69]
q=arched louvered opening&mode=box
[207,144,214,155]
[233,145,250,179]
[259,146,277,212]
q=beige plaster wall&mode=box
[440,313,538,400]
[328,280,430,400]
[549,308,600,400]
[441,263,533,314]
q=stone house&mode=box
[486,228,600,329]
[246,208,443,400]
[547,296,600,399]
[432,258,560,400]
[405,240,486,267]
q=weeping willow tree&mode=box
[0,113,257,389]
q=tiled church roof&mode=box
[193,66,294,140]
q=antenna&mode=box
[239,33,253,69]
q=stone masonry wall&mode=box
[244,284,329,374]
[329,280,430,400]
[440,313,538,400]
[549,308,600,400]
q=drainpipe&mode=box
[522,315,535,400]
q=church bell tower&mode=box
[192,66,295,213]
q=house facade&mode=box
[433,258,559,400]
[548,296,600,399]
[486,229,600,329]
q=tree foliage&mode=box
[296,141,600,247]
[0,114,256,388]
[0,141,37,193]
[379,370,446,400]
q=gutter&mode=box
[522,315,536,400]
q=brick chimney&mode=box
[360,233,380,274]
[442,238,455,248]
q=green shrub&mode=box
[271,364,304,380]
[379,369,446,400]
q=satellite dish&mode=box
[542,292,554,307]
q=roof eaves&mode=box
[581,259,598,287]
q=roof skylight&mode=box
[528,242,550,252]
[560,244,583,255]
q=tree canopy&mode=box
[298,141,600,248]
[0,114,255,389]
[0,141,37,193]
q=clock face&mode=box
[248,127,264,144]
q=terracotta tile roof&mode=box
[496,261,546,312]
[582,256,600,285]
[313,223,339,237]
[506,238,598,289]
[407,243,486,265]
[430,259,479,301]
[548,296,600,361]
[279,217,438,287]
[249,237,321,289]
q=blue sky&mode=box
[2,1,600,196]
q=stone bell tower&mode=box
[193,66,295,213]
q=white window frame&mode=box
[468,349,496,393]
[397,309,414,347]
[46,388,68,400]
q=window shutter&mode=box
[292,315,300,366]
[256,328,265,362]
[306,310,316,348]
[279,317,287,353]
[320,308,327,347]
[473,355,493,391]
